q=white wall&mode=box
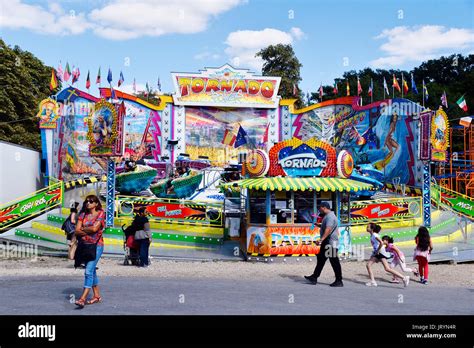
[0,141,42,204]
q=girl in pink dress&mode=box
[382,236,419,283]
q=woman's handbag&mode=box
[74,240,99,268]
[68,235,78,260]
[134,229,148,240]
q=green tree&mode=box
[0,38,61,150]
[256,44,304,107]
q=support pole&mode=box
[422,161,431,228]
[106,158,116,227]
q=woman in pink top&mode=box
[382,236,419,283]
[74,195,106,308]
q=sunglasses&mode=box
[86,199,97,204]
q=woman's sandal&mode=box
[75,298,86,308]
[86,296,102,305]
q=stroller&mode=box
[121,224,141,266]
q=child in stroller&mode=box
[121,207,149,265]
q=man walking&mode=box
[305,202,343,287]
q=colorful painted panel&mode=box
[185,106,267,165]
[292,98,424,186]
[247,226,321,256]
[431,109,449,162]
[37,98,60,129]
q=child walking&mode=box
[382,235,419,283]
[413,226,433,284]
[365,223,410,287]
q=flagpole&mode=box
[383,78,386,100]
[422,81,425,109]
[371,79,373,104]
[401,73,404,98]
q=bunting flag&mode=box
[234,125,248,148]
[64,62,71,82]
[441,91,448,107]
[146,82,151,95]
[383,77,389,95]
[333,82,338,94]
[423,80,429,100]
[57,62,63,82]
[357,77,362,96]
[402,74,409,94]
[368,79,373,97]
[107,68,113,84]
[293,83,298,96]
[49,68,58,90]
[222,129,236,146]
[411,73,418,94]
[318,84,324,99]
[456,95,468,111]
[96,67,101,85]
[346,80,350,96]
[157,77,161,91]
[85,70,91,89]
[71,67,80,84]
[118,71,124,87]
[110,86,116,100]
[133,78,137,93]
[393,74,401,92]
[460,116,472,127]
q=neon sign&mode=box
[172,64,281,108]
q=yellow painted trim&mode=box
[395,223,472,247]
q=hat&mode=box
[319,202,331,209]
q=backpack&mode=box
[61,216,76,235]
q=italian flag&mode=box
[457,95,468,112]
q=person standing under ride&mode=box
[74,195,106,308]
[304,202,343,287]
[133,207,152,267]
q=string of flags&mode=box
[302,73,468,112]
[51,61,469,113]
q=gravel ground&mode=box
[0,255,473,287]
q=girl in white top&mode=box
[365,223,410,287]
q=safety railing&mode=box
[0,181,63,231]
[349,196,422,225]
[431,182,474,220]
[116,195,224,227]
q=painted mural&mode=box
[292,97,423,186]
[55,87,161,180]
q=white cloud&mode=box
[194,51,221,60]
[89,0,245,40]
[0,0,92,35]
[370,25,474,68]
[0,0,245,39]
[118,83,148,95]
[224,27,304,71]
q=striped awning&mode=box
[223,177,373,192]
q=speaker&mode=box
[167,139,178,146]
[40,159,47,173]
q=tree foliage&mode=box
[256,44,304,107]
[0,38,62,150]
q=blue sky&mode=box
[1,0,473,96]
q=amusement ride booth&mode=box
[223,138,373,260]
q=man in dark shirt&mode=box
[304,202,343,287]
